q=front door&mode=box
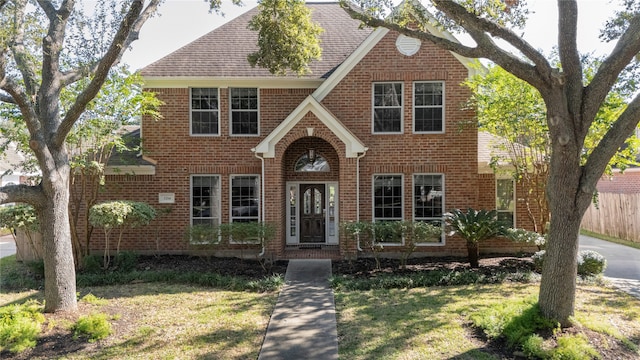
[300,184,325,243]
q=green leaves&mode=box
[444,208,507,244]
[0,204,39,233]
[248,0,323,76]
[89,201,156,230]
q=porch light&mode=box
[308,148,316,164]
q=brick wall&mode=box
[597,169,640,194]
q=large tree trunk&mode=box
[538,104,593,327]
[40,148,77,313]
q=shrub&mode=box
[505,228,546,250]
[552,334,600,359]
[0,300,45,354]
[577,250,607,276]
[114,251,138,272]
[532,250,545,272]
[533,250,607,277]
[73,313,112,342]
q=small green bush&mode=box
[114,251,138,272]
[533,250,606,277]
[532,250,545,272]
[73,313,112,342]
[82,254,104,274]
[577,250,607,276]
[0,300,45,354]
[522,334,550,359]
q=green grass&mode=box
[335,284,640,359]
[581,229,640,250]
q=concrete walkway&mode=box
[258,259,338,360]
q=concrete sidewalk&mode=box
[258,259,338,360]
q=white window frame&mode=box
[190,88,220,136]
[412,173,445,245]
[229,174,260,223]
[413,81,445,134]
[372,82,404,134]
[229,88,260,136]
[190,175,221,244]
[372,174,404,245]
[496,177,516,228]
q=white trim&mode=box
[285,181,339,245]
[252,96,367,158]
[372,82,404,134]
[104,165,156,176]
[190,87,221,136]
[190,174,222,244]
[412,173,446,246]
[144,77,323,89]
[229,87,260,136]
[372,174,404,246]
[413,81,445,134]
[313,28,389,101]
[229,174,261,223]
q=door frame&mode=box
[286,181,339,245]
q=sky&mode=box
[121,0,620,71]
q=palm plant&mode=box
[444,208,507,268]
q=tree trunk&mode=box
[467,242,479,268]
[40,149,77,313]
[538,106,592,327]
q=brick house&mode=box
[98,2,531,259]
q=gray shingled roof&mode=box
[141,2,373,79]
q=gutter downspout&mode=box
[253,149,266,257]
[356,149,368,251]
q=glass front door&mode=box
[299,184,325,243]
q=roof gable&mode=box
[253,96,367,158]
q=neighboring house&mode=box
[97,3,536,259]
[0,142,36,187]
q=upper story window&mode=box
[373,82,403,133]
[230,88,259,135]
[496,178,515,227]
[414,82,444,133]
[191,88,219,135]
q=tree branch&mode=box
[10,0,40,97]
[54,0,161,147]
[556,0,583,132]
[581,92,640,194]
[0,183,45,207]
[584,12,640,129]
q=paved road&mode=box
[579,234,640,298]
[0,234,16,259]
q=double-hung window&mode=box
[496,178,515,227]
[230,175,260,223]
[230,88,259,135]
[373,83,403,133]
[414,82,444,133]
[191,88,219,135]
[413,174,445,243]
[191,175,220,243]
[373,175,403,243]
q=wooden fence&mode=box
[581,192,640,244]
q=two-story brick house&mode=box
[98,2,530,259]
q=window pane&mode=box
[373,175,402,221]
[231,88,258,135]
[191,88,219,135]
[496,179,514,211]
[231,176,259,221]
[192,176,220,225]
[414,174,443,219]
[373,83,402,133]
[414,82,444,133]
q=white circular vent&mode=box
[396,34,421,56]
